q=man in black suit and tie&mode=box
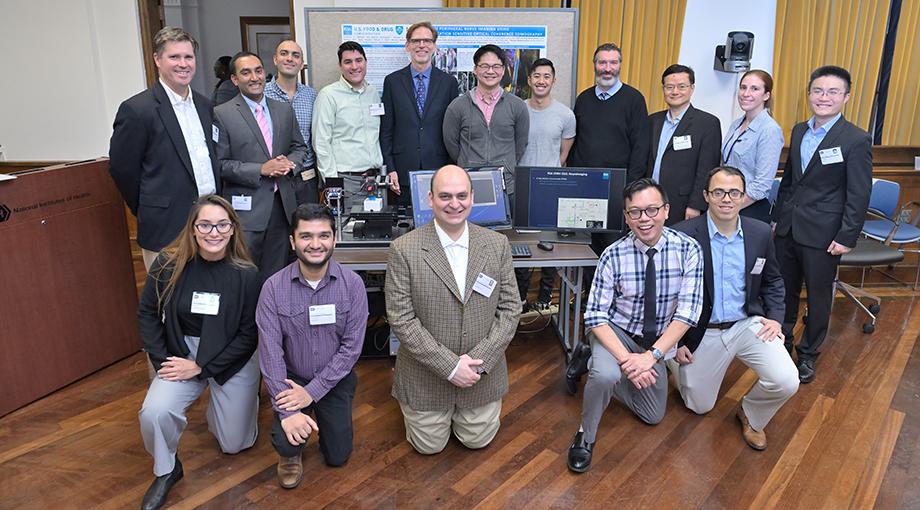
[647,64,721,225]
[109,27,220,270]
[380,21,459,206]
[214,52,307,282]
[773,65,872,383]
[673,166,798,451]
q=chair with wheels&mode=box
[835,238,904,333]
[860,178,920,288]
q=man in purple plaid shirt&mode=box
[567,178,703,473]
[256,204,368,489]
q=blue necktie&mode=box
[415,74,426,115]
[599,92,610,101]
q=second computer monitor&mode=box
[513,166,627,236]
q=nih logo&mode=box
[343,25,353,36]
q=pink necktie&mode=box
[255,104,277,192]
[255,104,273,154]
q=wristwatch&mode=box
[650,347,664,361]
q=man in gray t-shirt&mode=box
[519,58,576,309]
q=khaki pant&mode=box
[399,400,502,455]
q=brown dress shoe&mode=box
[736,409,767,451]
[277,454,304,489]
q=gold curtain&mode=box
[882,1,920,145]
[445,1,561,7]
[571,0,687,113]
[772,0,889,141]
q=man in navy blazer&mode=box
[647,65,721,226]
[379,21,459,206]
[773,66,872,383]
[109,27,220,270]
[673,166,797,451]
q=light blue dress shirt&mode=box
[242,94,273,138]
[652,107,688,183]
[800,113,841,172]
[594,80,623,100]
[721,109,784,201]
[707,213,747,323]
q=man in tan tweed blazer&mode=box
[385,165,521,454]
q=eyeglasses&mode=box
[475,63,505,71]
[706,188,744,200]
[809,88,845,97]
[409,38,434,45]
[663,84,691,92]
[194,222,233,234]
[625,205,666,220]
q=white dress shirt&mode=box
[160,79,216,197]
[434,220,470,381]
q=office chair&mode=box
[860,179,920,289]
[835,238,904,333]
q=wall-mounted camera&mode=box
[714,31,754,73]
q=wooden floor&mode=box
[1,292,919,509]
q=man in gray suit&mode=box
[385,165,521,454]
[215,51,307,281]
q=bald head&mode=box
[429,165,473,234]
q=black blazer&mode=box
[109,82,220,251]
[647,104,722,225]
[379,65,459,188]
[138,254,260,385]
[673,215,785,353]
[773,116,872,249]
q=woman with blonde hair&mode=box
[721,69,785,223]
[137,194,261,510]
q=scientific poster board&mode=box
[296,8,579,106]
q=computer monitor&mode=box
[409,169,512,230]
[513,166,627,241]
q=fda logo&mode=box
[0,204,10,222]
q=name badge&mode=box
[309,304,336,325]
[190,292,220,315]
[212,124,219,143]
[819,147,844,165]
[751,257,766,275]
[231,195,252,211]
[369,102,385,116]
[473,272,497,297]
[672,135,692,151]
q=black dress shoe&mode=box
[565,343,592,395]
[797,358,816,384]
[141,458,183,510]
[567,431,594,473]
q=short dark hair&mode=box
[808,65,851,93]
[153,27,199,55]
[530,58,555,75]
[338,41,366,62]
[624,178,669,205]
[474,44,505,66]
[593,43,622,63]
[707,166,746,192]
[229,51,261,75]
[662,64,695,85]
[290,203,336,236]
[406,21,438,42]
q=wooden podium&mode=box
[0,159,140,416]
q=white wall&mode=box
[677,0,777,135]
[0,0,146,160]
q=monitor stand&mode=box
[539,230,592,245]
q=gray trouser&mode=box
[341,173,370,218]
[581,326,667,443]
[139,335,260,476]
[677,316,799,431]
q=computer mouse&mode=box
[537,241,554,251]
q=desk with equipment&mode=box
[326,166,627,362]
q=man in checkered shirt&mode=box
[567,178,703,473]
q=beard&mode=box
[595,73,618,88]
[295,245,334,270]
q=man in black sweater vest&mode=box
[568,43,650,254]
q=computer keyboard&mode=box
[511,244,532,258]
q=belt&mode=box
[707,320,738,330]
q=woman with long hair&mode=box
[721,69,785,223]
[137,195,261,510]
